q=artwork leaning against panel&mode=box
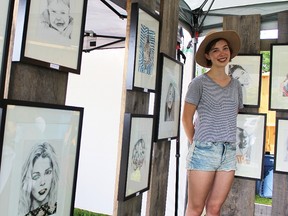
[126,3,160,92]
[0,99,84,216]
[269,44,288,111]
[227,54,262,107]
[118,113,154,201]
[21,0,88,73]
[275,118,288,173]
[235,112,266,180]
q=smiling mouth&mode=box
[55,22,65,27]
[39,189,47,195]
[217,57,228,63]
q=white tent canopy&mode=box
[85,0,288,50]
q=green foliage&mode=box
[260,51,270,72]
[74,208,110,216]
[255,195,272,205]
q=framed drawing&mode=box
[118,113,154,201]
[269,44,288,111]
[126,2,160,92]
[20,0,88,74]
[0,0,14,96]
[274,117,288,173]
[227,54,262,107]
[235,112,266,180]
[154,53,183,141]
[0,99,84,215]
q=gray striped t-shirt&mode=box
[185,73,244,143]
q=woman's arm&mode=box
[182,102,197,144]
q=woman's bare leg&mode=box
[185,170,216,216]
[205,170,235,216]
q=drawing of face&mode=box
[236,127,248,149]
[231,66,250,86]
[132,139,145,170]
[167,84,175,109]
[31,157,53,204]
[48,0,70,32]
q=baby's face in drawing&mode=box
[48,1,70,32]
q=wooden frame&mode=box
[21,0,88,74]
[235,112,266,180]
[0,99,83,215]
[274,117,288,173]
[0,0,14,97]
[126,2,160,92]
[154,53,183,141]
[118,113,154,201]
[269,43,288,111]
[227,54,262,107]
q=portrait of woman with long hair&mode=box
[18,142,60,216]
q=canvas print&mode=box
[274,118,288,173]
[126,3,160,92]
[0,100,83,215]
[269,44,288,111]
[118,113,154,201]
[227,54,262,107]
[21,0,87,73]
[156,53,183,140]
[235,113,266,180]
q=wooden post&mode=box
[271,10,288,216]
[113,0,157,215]
[8,63,68,103]
[145,0,179,216]
[221,15,261,216]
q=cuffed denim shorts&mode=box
[186,140,237,171]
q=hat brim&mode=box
[195,30,241,68]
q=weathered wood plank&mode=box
[145,0,179,215]
[113,0,156,215]
[271,10,288,216]
[9,62,67,104]
[221,14,261,216]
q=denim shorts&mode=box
[186,140,237,171]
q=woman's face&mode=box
[205,39,231,67]
[48,1,70,32]
[31,157,53,203]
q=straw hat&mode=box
[195,30,241,68]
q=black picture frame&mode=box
[126,2,160,92]
[274,117,288,174]
[227,54,262,107]
[154,53,183,141]
[235,112,266,180]
[269,43,288,111]
[20,0,88,74]
[0,99,83,215]
[0,0,14,97]
[118,113,154,201]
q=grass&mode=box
[74,208,111,216]
[74,196,272,215]
[255,195,272,206]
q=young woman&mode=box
[182,30,243,216]
[18,142,60,216]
